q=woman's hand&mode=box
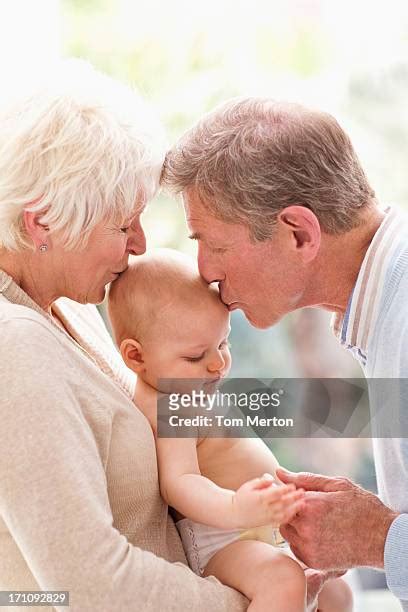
[231,473,305,529]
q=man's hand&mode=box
[305,569,346,612]
[231,473,305,529]
[276,468,399,571]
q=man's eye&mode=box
[212,247,227,254]
[120,227,130,234]
[184,354,205,363]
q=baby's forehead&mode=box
[158,290,229,334]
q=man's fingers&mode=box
[279,522,298,543]
[326,569,347,579]
[305,569,327,610]
[289,542,307,565]
[276,468,353,493]
[276,467,330,491]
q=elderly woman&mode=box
[0,61,247,611]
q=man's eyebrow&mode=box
[189,232,201,240]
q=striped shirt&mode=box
[333,206,408,608]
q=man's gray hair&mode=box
[162,98,375,239]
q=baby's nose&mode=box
[207,351,225,374]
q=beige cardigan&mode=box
[0,270,247,611]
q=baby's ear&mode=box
[120,338,144,373]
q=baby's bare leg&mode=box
[317,578,353,612]
[203,539,306,612]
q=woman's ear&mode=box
[23,209,50,250]
[120,338,145,374]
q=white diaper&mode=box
[176,518,287,576]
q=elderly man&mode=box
[162,98,408,609]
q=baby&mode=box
[108,248,352,612]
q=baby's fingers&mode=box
[260,482,296,503]
[252,473,277,490]
[279,488,305,506]
[278,489,305,517]
[263,488,304,521]
[280,498,306,523]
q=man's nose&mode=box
[198,247,224,284]
[207,350,226,374]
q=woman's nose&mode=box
[207,350,225,374]
[127,225,146,256]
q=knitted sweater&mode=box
[0,270,247,611]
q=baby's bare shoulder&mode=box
[133,380,158,431]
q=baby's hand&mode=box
[231,473,305,529]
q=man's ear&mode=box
[23,209,50,250]
[277,205,321,263]
[120,338,145,374]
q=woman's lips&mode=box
[107,273,120,284]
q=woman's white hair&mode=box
[0,59,166,251]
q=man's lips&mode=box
[220,292,239,310]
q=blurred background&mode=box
[2,0,407,607]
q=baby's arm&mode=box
[156,436,304,530]
[133,380,304,530]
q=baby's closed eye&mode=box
[183,340,231,363]
[184,353,205,363]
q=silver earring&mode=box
[39,244,48,252]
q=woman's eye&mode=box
[120,227,130,234]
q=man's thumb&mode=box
[275,467,297,484]
[276,467,332,491]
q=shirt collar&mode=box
[332,206,402,365]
